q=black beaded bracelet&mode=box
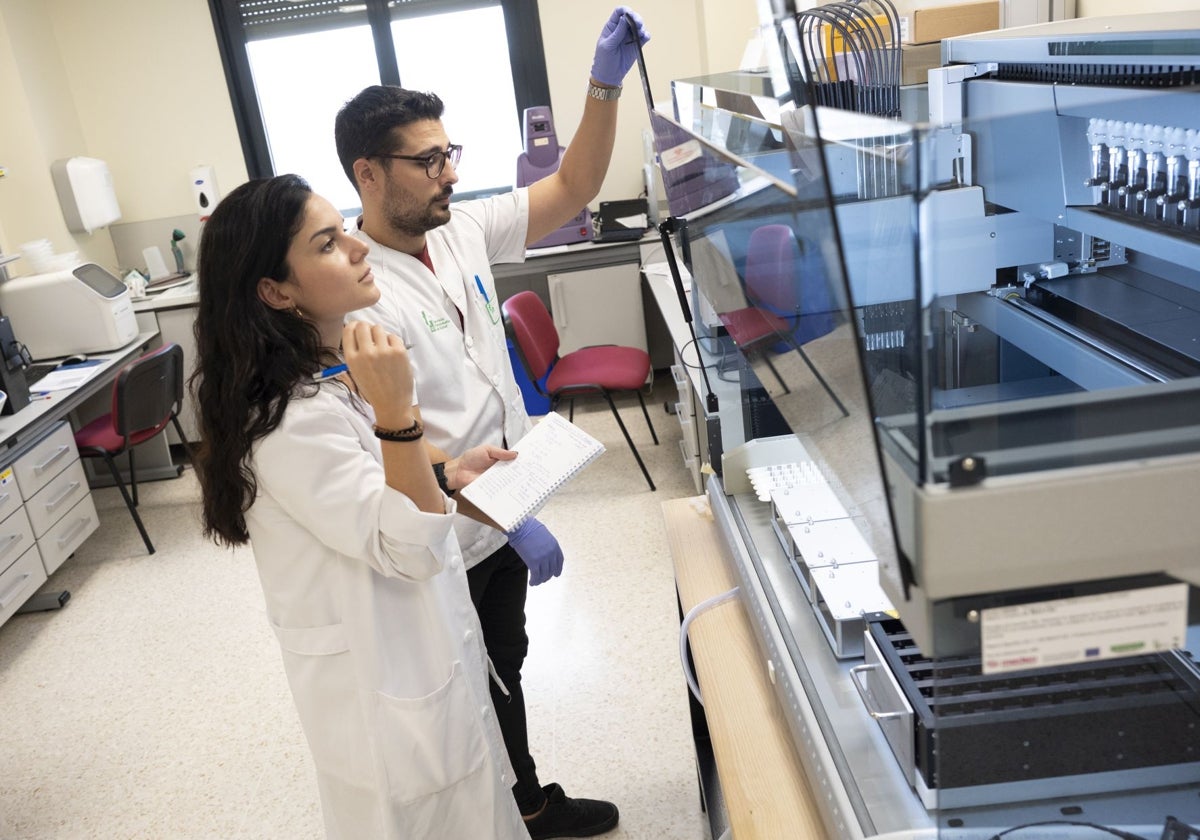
[373,419,423,442]
[432,462,454,496]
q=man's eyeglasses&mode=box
[374,144,463,179]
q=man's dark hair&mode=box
[334,86,446,193]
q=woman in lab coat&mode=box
[190,174,529,840]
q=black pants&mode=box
[467,543,544,815]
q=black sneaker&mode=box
[524,783,619,839]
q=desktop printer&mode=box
[0,262,137,360]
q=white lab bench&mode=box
[643,260,742,493]
[0,329,160,626]
[70,281,199,490]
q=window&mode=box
[208,0,551,212]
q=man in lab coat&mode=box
[335,7,649,838]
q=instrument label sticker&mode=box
[980,583,1188,675]
[659,140,702,171]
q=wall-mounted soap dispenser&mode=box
[190,165,220,222]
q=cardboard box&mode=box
[902,41,943,85]
[823,12,894,57]
[899,0,999,44]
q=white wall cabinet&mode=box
[547,263,647,356]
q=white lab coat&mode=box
[349,189,533,568]
[245,383,528,840]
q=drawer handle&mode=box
[0,572,31,609]
[0,532,23,561]
[849,663,907,721]
[34,445,71,474]
[56,517,91,548]
[45,481,81,514]
[0,492,9,508]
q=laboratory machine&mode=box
[645,6,1200,838]
[516,106,592,248]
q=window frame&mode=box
[205,0,550,182]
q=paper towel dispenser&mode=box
[50,157,122,234]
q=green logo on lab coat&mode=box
[422,311,452,333]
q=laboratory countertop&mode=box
[522,230,655,259]
[643,265,744,452]
[131,278,199,312]
[126,232,655,312]
[663,495,826,838]
[0,329,160,460]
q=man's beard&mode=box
[385,188,453,237]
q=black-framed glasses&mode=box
[374,144,463,179]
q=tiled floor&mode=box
[0,378,710,840]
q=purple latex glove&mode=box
[590,6,651,88]
[507,517,565,586]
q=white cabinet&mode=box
[134,302,199,445]
[0,421,99,627]
[155,306,199,443]
[547,263,647,356]
[0,545,46,627]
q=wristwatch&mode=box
[432,462,454,496]
[587,82,622,101]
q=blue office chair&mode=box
[74,343,192,554]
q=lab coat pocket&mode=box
[272,621,350,656]
[374,660,488,804]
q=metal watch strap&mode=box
[587,82,622,101]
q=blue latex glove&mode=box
[590,6,651,88]
[507,517,564,586]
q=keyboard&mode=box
[23,363,60,387]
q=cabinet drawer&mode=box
[0,545,47,627]
[670,363,691,407]
[0,507,36,572]
[26,459,89,539]
[676,402,698,459]
[14,422,78,500]
[0,467,22,523]
[40,494,98,576]
[678,439,702,494]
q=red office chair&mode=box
[74,343,192,554]
[502,290,658,491]
[718,224,848,416]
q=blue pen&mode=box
[474,275,489,303]
[313,364,347,382]
[312,340,413,382]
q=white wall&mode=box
[0,0,763,276]
[540,0,761,206]
[0,0,112,266]
[2,0,1195,272]
[0,0,247,270]
[48,0,248,223]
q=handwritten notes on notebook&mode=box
[459,412,605,532]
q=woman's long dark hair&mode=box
[190,174,329,546]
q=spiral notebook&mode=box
[459,411,605,531]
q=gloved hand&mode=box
[590,6,651,88]
[507,518,564,586]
